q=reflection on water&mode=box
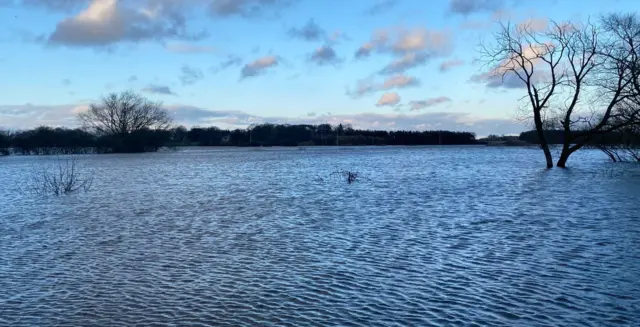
[1,146,639,326]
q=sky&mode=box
[0,0,637,136]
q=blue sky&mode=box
[0,0,636,136]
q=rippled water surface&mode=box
[1,146,640,326]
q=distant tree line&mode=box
[0,126,171,155]
[179,123,477,147]
[0,91,483,156]
[0,124,479,155]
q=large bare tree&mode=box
[79,91,173,136]
[479,13,640,168]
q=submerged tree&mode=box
[78,91,173,152]
[25,156,94,196]
[479,13,640,168]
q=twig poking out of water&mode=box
[25,156,94,196]
[342,170,359,184]
[320,169,370,184]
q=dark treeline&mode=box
[0,124,478,155]
[518,130,637,145]
[181,123,477,146]
[0,127,169,155]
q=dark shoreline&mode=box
[0,143,543,157]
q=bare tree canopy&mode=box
[478,12,640,167]
[79,91,173,136]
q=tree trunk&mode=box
[557,142,586,167]
[533,110,554,168]
[556,145,572,168]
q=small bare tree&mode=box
[479,13,640,168]
[79,91,173,136]
[25,156,94,196]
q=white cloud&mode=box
[38,0,295,48]
[46,0,202,47]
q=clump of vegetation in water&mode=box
[24,156,95,196]
[315,169,370,184]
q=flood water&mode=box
[1,146,639,326]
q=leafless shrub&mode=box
[24,156,94,196]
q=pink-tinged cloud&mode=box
[354,26,451,59]
[376,92,401,107]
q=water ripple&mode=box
[1,147,639,326]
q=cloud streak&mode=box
[364,0,399,15]
[380,52,430,75]
[287,19,326,41]
[448,0,504,15]
[165,42,218,54]
[211,55,243,74]
[180,65,204,85]
[409,97,452,111]
[348,74,420,98]
[208,0,296,18]
[142,84,177,95]
[439,59,464,72]
[241,55,278,78]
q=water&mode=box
[1,146,639,326]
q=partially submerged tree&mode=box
[79,91,173,152]
[25,156,94,196]
[479,13,640,167]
